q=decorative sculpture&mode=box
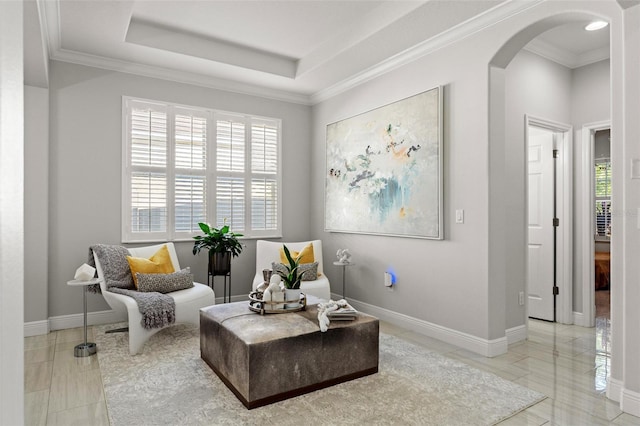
[262,274,285,309]
[336,248,352,264]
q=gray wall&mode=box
[310,32,609,340]
[571,60,611,127]
[24,85,49,322]
[48,61,311,317]
[570,60,610,314]
[311,37,494,339]
[503,49,572,329]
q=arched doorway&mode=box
[488,14,612,327]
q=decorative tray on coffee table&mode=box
[248,290,307,315]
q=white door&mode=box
[527,126,555,321]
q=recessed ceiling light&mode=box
[585,21,608,31]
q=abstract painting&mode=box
[325,87,443,239]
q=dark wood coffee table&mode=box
[200,301,379,409]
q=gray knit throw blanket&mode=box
[88,244,176,330]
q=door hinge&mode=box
[553,286,559,295]
[553,149,559,158]
[553,218,559,227]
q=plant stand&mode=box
[208,251,232,303]
[208,272,231,304]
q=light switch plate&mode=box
[455,209,464,224]
[632,159,640,179]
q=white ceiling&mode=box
[525,21,610,69]
[25,0,611,104]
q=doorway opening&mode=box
[580,121,612,328]
[594,129,611,319]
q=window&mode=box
[123,98,281,242]
[595,159,611,237]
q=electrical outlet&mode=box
[384,272,393,287]
[518,291,525,306]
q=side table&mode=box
[66,278,101,357]
[333,261,355,300]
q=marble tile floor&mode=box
[24,318,640,425]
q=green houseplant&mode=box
[192,222,243,275]
[280,245,302,290]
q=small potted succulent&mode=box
[192,222,243,276]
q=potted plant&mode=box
[192,222,243,276]
[279,245,302,305]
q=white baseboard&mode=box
[49,309,125,331]
[24,310,126,335]
[573,311,586,327]
[506,325,527,345]
[621,387,640,417]
[608,377,623,402]
[335,293,508,357]
[26,295,247,334]
[24,320,50,337]
[217,294,247,304]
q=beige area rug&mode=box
[95,322,544,426]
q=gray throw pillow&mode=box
[136,268,194,293]
[271,262,288,279]
[298,262,318,281]
[271,262,318,281]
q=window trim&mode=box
[122,96,282,243]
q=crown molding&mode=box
[524,38,610,69]
[50,48,312,105]
[49,0,607,106]
[524,37,578,68]
[574,45,610,68]
[41,0,61,54]
[43,0,312,105]
[310,0,544,104]
[35,0,51,86]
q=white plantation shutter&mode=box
[215,116,246,232]
[251,178,278,230]
[126,101,169,240]
[175,175,206,232]
[123,97,281,242]
[175,113,207,170]
[216,177,245,231]
[131,172,167,233]
[174,111,208,235]
[251,120,278,174]
[216,119,245,172]
[250,119,279,232]
[131,107,167,167]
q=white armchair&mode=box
[252,240,331,301]
[93,242,215,355]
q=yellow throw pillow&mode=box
[279,243,315,265]
[127,245,175,289]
